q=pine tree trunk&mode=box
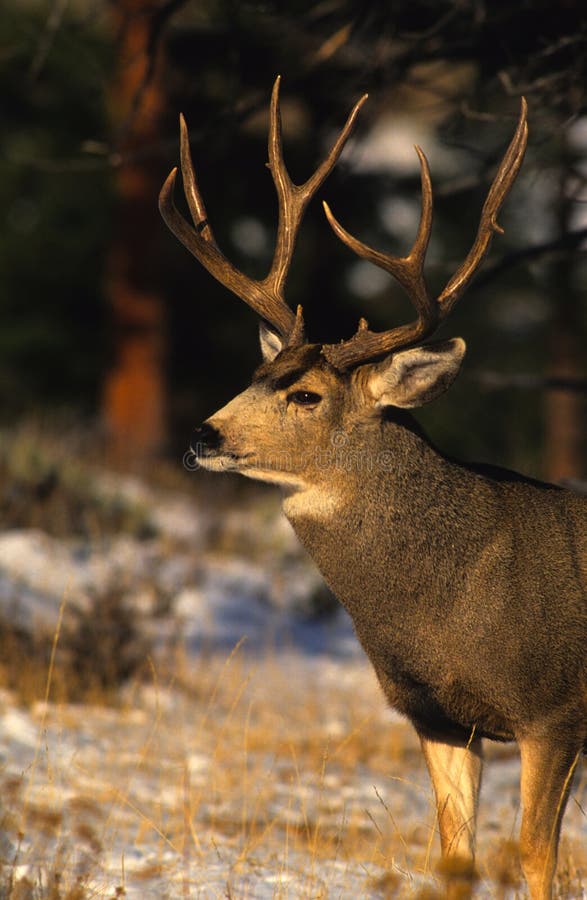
[544,307,584,484]
[102,0,167,465]
[543,167,585,484]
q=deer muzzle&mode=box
[191,422,223,458]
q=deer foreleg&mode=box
[518,733,581,900]
[420,732,483,895]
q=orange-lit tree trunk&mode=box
[102,0,167,465]
[543,170,585,484]
[544,304,585,483]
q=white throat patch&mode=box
[282,484,343,521]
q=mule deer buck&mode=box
[160,79,587,898]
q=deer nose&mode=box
[191,422,223,453]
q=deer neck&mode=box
[281,412,489,621]
[283,410,447,526]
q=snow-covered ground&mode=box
[0,473,585,898]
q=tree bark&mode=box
[543,166,585,483]
[102,0,167,465]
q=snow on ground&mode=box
[0,661,422,898]
[0,478,585,898]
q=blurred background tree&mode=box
[0,1,111,415]
[101,0,168,463]
[0,0,585,481]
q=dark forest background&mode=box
[1,0,586,484]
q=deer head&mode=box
[159,92,587,900]
[160,79,527,498]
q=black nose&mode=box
[191,423,222,454]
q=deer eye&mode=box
[287,390,322,407]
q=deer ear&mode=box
[259,322,284,362]
[366,338,466,408]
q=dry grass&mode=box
[0,643,423,897]
[0,423,155,539]
[0,424,584,897]
[0,589,151,707]
[0,637,584,899]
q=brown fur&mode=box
[193,340,586,899]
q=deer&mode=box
[159,78,587,899]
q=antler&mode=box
[159,76,367,345]
[322,98,528,370]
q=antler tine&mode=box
[322,146,438,369]
[179,113,216,248]
[322,98,528,371]
[438,97,528,315]
[159,78,367,346]
[266,77,368,343]
[159,140,298,339]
